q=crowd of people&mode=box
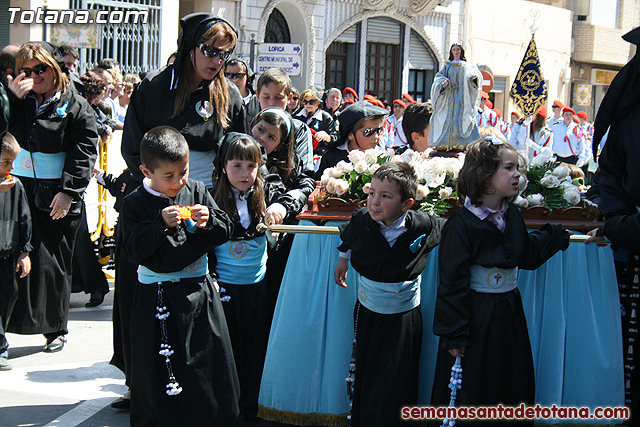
[0,11,638,427]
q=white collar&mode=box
[377,210,408,231]
[143,177,172,200]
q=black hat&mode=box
[174,13,237,79]
[336,101,388,141]
[227,57,255,91]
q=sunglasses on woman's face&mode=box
[302,99,316,105]
[292,96,299,101]
[197,43,233,61]
[19,63,48,77]
[361,126,384,138]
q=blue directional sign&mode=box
[256,43,302,76]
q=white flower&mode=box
[364,148,379,164]
[348,150,366,164]
[362,182,371,194]
[552,165,570,179]
[401,152,414,163]
[335,179,350,196]
[439,186,453,200]
[563,188,581,205]
[518,175,528,193]
[514,196,529,208]
[325,177,338,194]
[368,163,380,175]
[416,184,429,201]
[391,155,405,163]
[354,160,368,174]
[526,193,544,206]
[430,158,446,175]
[329,167,343,178]
[531,148,555,167]
[320,170,331,186]
[540,173,560,188]
[336,160,353,174]
[428,173,446,188]
[385,148,396,158]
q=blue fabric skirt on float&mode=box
[258,220,359,426]
[259,221,624,425]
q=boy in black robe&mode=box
[335,162,444,426]
[120,126,240,426]
[0,132,32,371]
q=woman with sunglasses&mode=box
[5,43,98,353]
[286,87,300,115]
[114,12,245,412]
[295,88,339,155]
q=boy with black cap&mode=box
[316,100,388,179]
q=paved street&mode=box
[0,281,294,427]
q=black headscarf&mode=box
[173,13,238,79]
[593,27,640,158]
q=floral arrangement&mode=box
[319,148,464,216]
[516,149,582,210]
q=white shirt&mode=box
[551,121,586,164]
[339,211,409,259]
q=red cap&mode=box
[573,116,580,123]
[485,100,493,109]
[393,99,407,109]
[343,87,358,100]
[576,111,588,120]
[402,93,417,104]
[343,99,355,106]
[553,100,564,109]
[373,99,385,108]
[494,108,502,118]
[363,94,376,101]
[511,111,521,119]
[562,106,576,115]
[480,91,489,100]
[537,105,547,119]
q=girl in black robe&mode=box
[431,140,570,426]
[210,132,294,421]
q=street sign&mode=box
[256,43,303,76]
[258,43,302,55]
[481,70,494,93]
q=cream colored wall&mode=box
[464,0,572,116]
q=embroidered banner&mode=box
[509,36,547,117]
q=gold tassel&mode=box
[257,405,350,427]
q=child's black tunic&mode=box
[121,179,241,426]
[431,205,569,426]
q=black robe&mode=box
[7,88,98,336]
[121,178,241,426]
[0,178,32,354]
[121,65,247,183]
[338,208,444,427]
[431,205,569,426]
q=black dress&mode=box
[121,178,240,426]
[7,88,98,336]
[338,208,444,427]
[0,178,32,354]
[431,205,569,426]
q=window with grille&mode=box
[69,0,161,75]
[366,43,398,102]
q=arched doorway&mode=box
[265,8,291,43]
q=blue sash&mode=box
[358,275,421,314]
[12,149,66,179]
[215,235,267,285]
[469,264,518,293]
[189,150,216,189]
[137,254,208,284]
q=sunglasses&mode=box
[302,99,317,105]
[572,177,585,186]
[225,72,246,79]
[197,43,233,61]
[292,97,299,101]
[19,63,48,76]
[361,126,384,138]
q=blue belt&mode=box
[358,275,421,314]
[12,149,66,179]
[469,264,518,293]
[137,254,208,284]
